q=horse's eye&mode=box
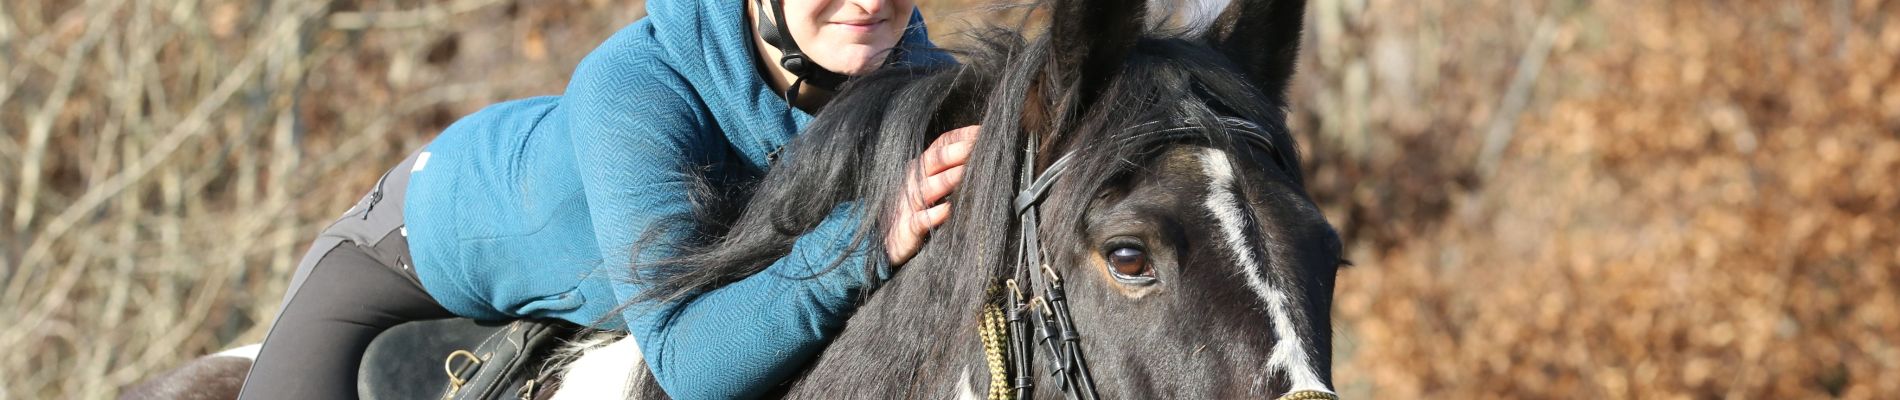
[1105,246,1153,282]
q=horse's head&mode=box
[721,1,1338,398]
[968,0,1342,397]
[1027,135,1342,398]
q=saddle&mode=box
[358,318,582,400]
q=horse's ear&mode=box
[1044,0,1148,107]
[1204,0,1307,97]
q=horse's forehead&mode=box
[1141,146,1227,191]
[1100,146,1244,227]
[1144,146,1265,205]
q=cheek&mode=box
[780,0,828,40]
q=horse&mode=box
[126,0,1342,398]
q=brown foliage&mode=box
[1303,0,1900,398]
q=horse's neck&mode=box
[783,260,993,399]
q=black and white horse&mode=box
[129,0,1342,398]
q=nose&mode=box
[843,0,885,15]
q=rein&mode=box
[980,116,1336,400]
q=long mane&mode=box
[626,17,1305,334]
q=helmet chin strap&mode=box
[755,0,849,107]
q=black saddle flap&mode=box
[359,318,578,400]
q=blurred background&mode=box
[2,0,1895,398]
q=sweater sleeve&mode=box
[566,38,887,400]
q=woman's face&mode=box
[777,0,915,75]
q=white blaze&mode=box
[1198,148,1333,396]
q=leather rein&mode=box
[988,116,1335,400]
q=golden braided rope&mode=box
[979,301,1013,400]
[1277,390,1341,400]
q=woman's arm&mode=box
[565,41,887,400]
[646,128,979,398]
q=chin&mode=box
[812,43,899,76]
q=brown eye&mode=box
[1106,246,1154,283]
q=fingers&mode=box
[902,165,966,210]
[901,203,954,237]
[912,203,953,242]
[887,125,981,267]
[886,203,953,266]
[934,125,980,146]
[904,126,979,208]
[920,126,980,175]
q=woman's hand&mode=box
[886,126,980,268]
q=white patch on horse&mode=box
[956,366,982,400]
[550,335,644,400]
[1198,149,1334,396]
[212,344,261,360]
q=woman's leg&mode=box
[239,151,446,399]
[236,240,450,399]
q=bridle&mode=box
[986,116,1336,400]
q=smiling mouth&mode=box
[829,18,888,29]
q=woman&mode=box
[236,0,973,398]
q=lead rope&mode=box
[1280,391,1341,400]
[980,297,1013,400]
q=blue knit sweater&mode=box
[402,2,941,398]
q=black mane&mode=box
[625,15,1305,346]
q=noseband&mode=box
[984,116,1336,400]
